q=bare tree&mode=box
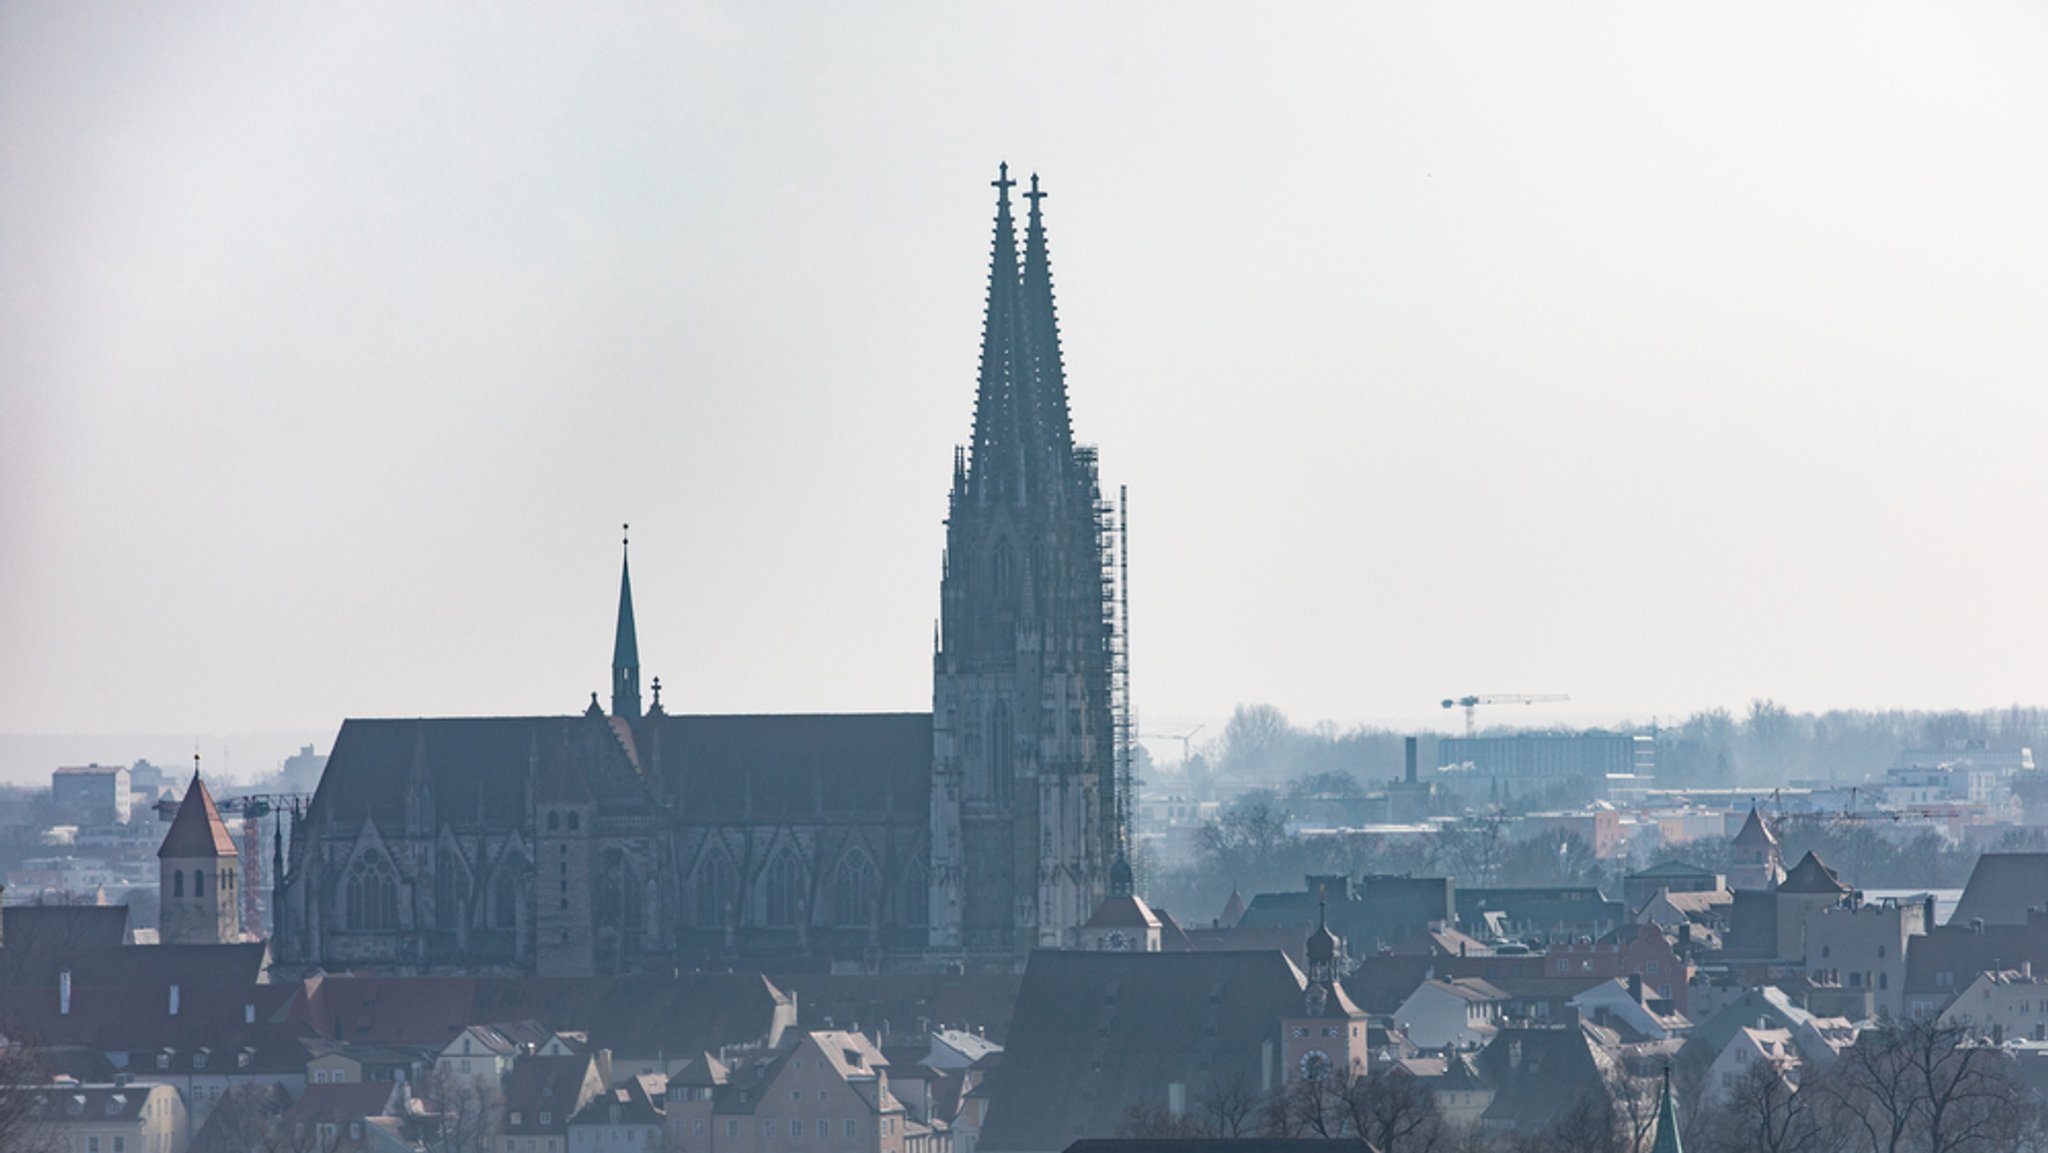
[1341,1066,1447,1153]
[0,1030,60,1153]
[1817,1017,2023,1153]
[417,1066,504,1153]
[1699,1058,1829,1153]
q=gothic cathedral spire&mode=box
[612,524,641,720]
[932,166,1118,956]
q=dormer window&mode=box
[156,1052,171,1070]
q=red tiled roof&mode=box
[157,773,238,859]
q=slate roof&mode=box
[158,773,238,858]
[770,972,1021,1043]
[1084,895,1162,931]
[1064,1142,1376,1153]
[1631,861,1717,880]
[1778,852,1849,896]
[1475,1022,1624,1132]
[978,950,1312,1153]
[1733,807,1777,847]
[289,972,791,1055]
[504,1055,602,1135]
[0,905,130,952]
[310,711,933,832]
[1950,854,2048,927]
[0,941,269,989]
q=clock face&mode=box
[1106,930,1130,952]
[1299,1050,1331,1080]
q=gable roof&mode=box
[1732,807,1777,847]
[1778,852,1849,895]
[1951,854,2048,927]
[1631,861,1717,880]
[158,773,238,859]
[978,950,1311,1153]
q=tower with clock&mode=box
[1281,902,1368,1084]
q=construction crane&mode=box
[1141,724,1205,768]
[1441,693,1570,736]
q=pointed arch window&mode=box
[436,850,466,930]
[695,852,734,927]
[194,869,205,897]
[991,539,1012,599]
[493,855,528,930]
[346,853,400,932]
[989,707,1014,803]
[902,858,929,927]
[764,851,804,928]
[174,871,185,898]
[598,849,640,933]
[833,853,877,927]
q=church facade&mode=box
[272,168,1125,975]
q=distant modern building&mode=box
[1435,732,1652,805]
[53,763,133,825]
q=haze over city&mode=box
[6,3,2048,778]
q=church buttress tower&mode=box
[931,167,1121,955]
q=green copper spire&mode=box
[611,524,641,719]
[1650,1065,1683,1153]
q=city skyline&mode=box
[6,4,2048,749]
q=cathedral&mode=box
[272,167,1127,975]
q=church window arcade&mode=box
[833,852,876,927]
[764,851,804,927]
[346,852,401,932]
[695,852,734,926]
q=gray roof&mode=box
[979,951,1311,1153]
[310,711,932,832]
[1950,854,2048,927]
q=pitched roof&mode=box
[1778,852,1849,895]
[158,773,238,859]
[1083,895,1162,931]
[504,1055,601,1134]
[1631,861,1717,880]
[1951,853,2048,927]
[1218,888,1247,929]
[1732,807,1777,847]
[978,950,1312,1153]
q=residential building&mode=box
[569,1074,667,1152]
[1391,979,1505,1050]
[2,1081,188,1153]
[1937,967,2048,1043]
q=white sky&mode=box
[5,3,2047,769]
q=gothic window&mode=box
[902,858,929,927]
[194,869,205,897]
[833,853,876,927]
[598,849,640,933]
[992,541,1011,599]
[436,850,465,929]
[764,851,803,927]
[346,853,400,932]
[174,871,184,898]
[989,708,1013,803]
[493,855,527,930]
[695,852,734,926]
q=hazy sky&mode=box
[5,4,2048,771]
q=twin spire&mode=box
[965,164,1076,507]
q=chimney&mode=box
[1405,737,1418,785]
[169,984,180,1016]
[59,970,71,1016]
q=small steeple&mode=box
[612,524,641,719]
[1108,852,1134,898]
[1649,1064,1683,1153]
[1306,899,1339,980]
[158,762,238,860]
